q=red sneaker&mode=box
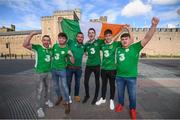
[115,104,123,112]
[130,109,136,120]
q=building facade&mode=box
[0,9,80,57]
[133,28,180,56]
[0,9,180,57]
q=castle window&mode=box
[170,37,171,40]
[159,37,160,40]
[136,37,138,40]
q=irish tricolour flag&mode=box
[60,18,127,43]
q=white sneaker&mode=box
[95,97,106,105]
[45,100,54,108]
[110,99,115,110]
[69,96,72,103]
[37,108,45,118]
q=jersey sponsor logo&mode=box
[125,49,129,52]
[94,43,98,46]
[61,51,65,54]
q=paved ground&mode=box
[0,59,180,119]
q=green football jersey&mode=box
[116,41,143,77]
[67,40,85,67]
[51,44,69,70]
[85,39,104,66]
[32,44,52,73]
[101,41,121,70]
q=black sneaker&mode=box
[91,98,97,105]
[82,96,90,103]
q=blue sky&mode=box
[0,0,179,30]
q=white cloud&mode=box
[0,14,41,30]
[121,0,152,17]
[156,9,179,21]
[150,0,180,5]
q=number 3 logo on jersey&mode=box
[119,53,125,61]
[104,50,109,57]
[45,55,51,62]
[54,53,60,60]
[90,48,95,54]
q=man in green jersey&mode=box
[51,32,74,114]
[67,32,85,103]
[95,27,133,110]
[23,32,53,118]
[82,28,104,105]
[115,17,159,119]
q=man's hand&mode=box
[151,17,159,27]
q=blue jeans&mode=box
[116,77,137,109]
[51,69,69,103]
[66,68,82,96]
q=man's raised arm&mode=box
[23,31,38,50]
[141,17,159,47]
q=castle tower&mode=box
[41,8,81,44]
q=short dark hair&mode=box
[58,32,68,40]
[42,35,50,40]
[121,33,130,38]
[104,29,112,35]
[88,28,96,33]
[76,31,83,36]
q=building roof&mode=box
[0,30,42,36]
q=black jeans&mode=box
[84,65,100,99]
[101,69,116,100]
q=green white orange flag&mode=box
[60,18,127,43]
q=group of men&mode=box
[23,17,159,119]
